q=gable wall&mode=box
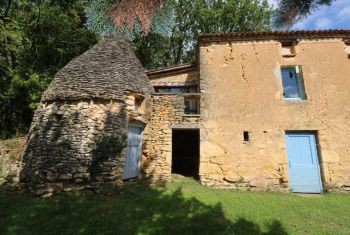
[142,94,200,181]
[199,39,350,191]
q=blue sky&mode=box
[268,0,350,30]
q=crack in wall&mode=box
[252,44,260,63]
[224,43,235,63]
[240,53,248,84]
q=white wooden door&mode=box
[123,125,143,180]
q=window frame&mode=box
[184,98,200,115]
[280,65,306,101]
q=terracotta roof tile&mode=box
[199,30,350,43]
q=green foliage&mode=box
[132,32,173,69]
[0,0,98,138]
[238,176,245,183]
[83,0,272,69]
[1,0,273,136]
[8,152,16,159]
[0,176,350,234]
[131,0,272,69]
[4,140,19,149]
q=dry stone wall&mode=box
[21,100,130,192]
[142,94,200,181]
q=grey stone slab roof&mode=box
[41,35,152,102]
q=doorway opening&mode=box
[172,129,200,179]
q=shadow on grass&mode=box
[0,181,288,235]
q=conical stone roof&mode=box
[41,35,152,102]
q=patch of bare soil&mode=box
[0,136,26,185]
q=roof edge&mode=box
[146,62,197,78]
[199,30,350,43]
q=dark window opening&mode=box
[172,129,200,179]
[135,97,143,112]
[184,98,199,114]
[281,66,306,100]
[243,131,250,141]
[155,86,198,94]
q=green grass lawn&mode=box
[0,175,349,235]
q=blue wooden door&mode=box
[123,125,143,180]
[285,132,323,193]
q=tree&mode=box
[0,0,98,138]
[132,0,272,69]
[132,32,172,69]
[0,0,273,136]
[83,0,174,36]
[111,0,163,33]
[273,0,335,28]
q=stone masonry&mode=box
[146,30,350,192]
[19,30,350,193]
[20,35,153,193]
[142,94,200,181]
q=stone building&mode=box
[20,36,153,191]
[21,30,350,193]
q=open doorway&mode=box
[172,129,200,179]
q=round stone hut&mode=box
[20,36,153,191]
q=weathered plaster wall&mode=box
[149,71,199,87]
[199,39,350,191]
[143,94,200,181]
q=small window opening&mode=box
[281,66,306,100]
[281,42,297,57]
[282,46,295,57]
[243,131,250,142]
[155,86,198,94]
[184,98,199,114]
[135,97,144,112]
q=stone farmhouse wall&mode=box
[142,94,200,181]
[18,31,350,193]
[199,39,350,191]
